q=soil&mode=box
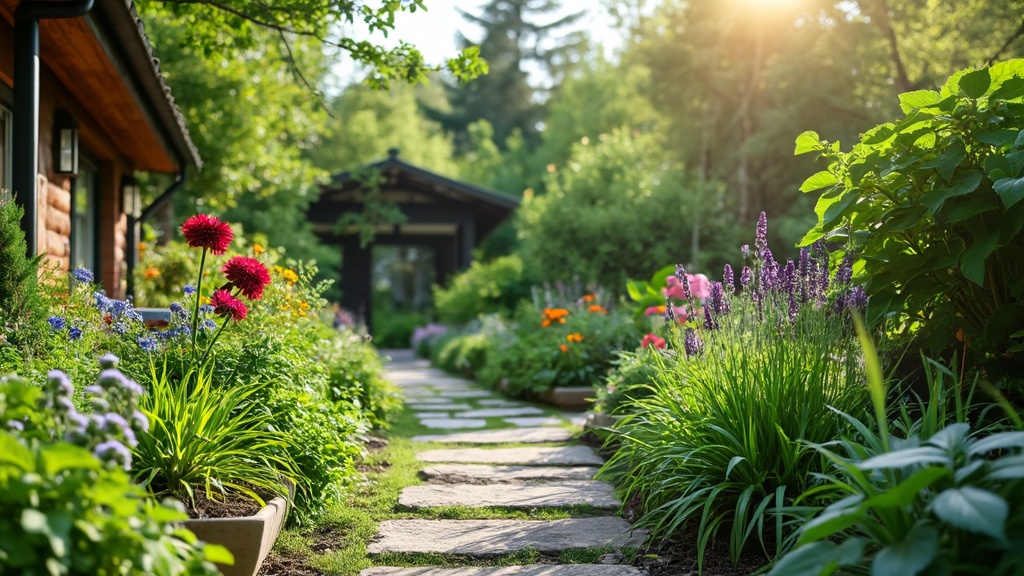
[187,488,272,519]
[259,525,347,576]
[635,536,771,576]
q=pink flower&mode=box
[181,214,233,255]
[645,305,667,317]
[672,306,689,323]
[222,256,271,300]
[664,273,712,300]
[641,333,667,349]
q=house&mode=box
[0,0,200,299]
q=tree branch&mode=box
[276,29,333,117]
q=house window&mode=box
[71,157,98,272]
[0,105,11,192]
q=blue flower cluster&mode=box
[40,355,147,471]
[47,315,84,341]
[72,267,94,283]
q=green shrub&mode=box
[476,296,641,397]
[796,58,1024,379]
[599,214,869,569]
[594,349,660,415]
[433,254,533,324]
[371,308,427,349]
[434,332,494,378]
[0,369,225,574]
[0,193,47,350]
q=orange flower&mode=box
[582,294,596,303]
[253,243,265,256]
[559,344,569,353]
[566,333,584,343]
[588,304,607,314]
[540,307,570,326]
[144,267,160,278]
[541,319,552,327]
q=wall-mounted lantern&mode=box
[54,109,79,175]
[121,174,140,218]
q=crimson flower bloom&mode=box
[210,289,247,321]
[641,333,667,349]
[181,214,233,255]
[222,256,271,300]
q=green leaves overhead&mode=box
[795,58,1024,366]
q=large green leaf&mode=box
[41,443,99,476]
[931,487,1008,542]
[899,90,942,113]
[994,176,1024,208]
[968,431,1024,456]
[990,78,1024,102]
[864,466,950,509]
[921,140,966,184]
[946,195,999,221]
[768,538,866,576]
[801,170,839,193]
[921,171,983,214]
[0,433,34,471]
[872,524,939,576]
[795,131,823,155]
[859,446,950,469]
[977,129,1019,148]
[960,230,999,285]
[959,68,992,99]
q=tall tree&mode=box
[430,0,585,152]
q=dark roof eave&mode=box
[86,0,202,170]
[326,157,519,211]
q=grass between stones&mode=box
[262,400,607,575]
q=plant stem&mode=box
[191,247,208,355]
[197,315,230,370]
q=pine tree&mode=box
[0,193,46,346]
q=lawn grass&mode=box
[263,386,604,575]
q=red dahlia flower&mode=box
[210,289,247,321]
[222,256,271,300]
[181,214,233,255]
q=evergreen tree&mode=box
[0,193,45,347]
[430,0,585,152]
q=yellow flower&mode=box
[144,267,160,278]
[253,243,265,256]
[566,333,584,343]
[282,269,298,284]
[298,301,310,311]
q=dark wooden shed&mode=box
[308,149,519,328]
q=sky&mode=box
[331,1,623,87]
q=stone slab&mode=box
[503,417,564,427]
[412,427,573,444]
[405,397,455,404]
[476,399,527,407]
[399,481,619,509]
[440,389,495,398]
[456,407,545,418]
[417,446,604,466]
[408,403,471,411]
[419,418,488,430]
[421,464,600,484]
[366,517,645,555]
[538,387,594,410]
[362,566,646,575]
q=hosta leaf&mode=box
[960,231,999,286]
[932,487,1008,542]
[872,524,939,576]
[900,90,942,113]
[968,431,1024,456]
[801,170,839,193]
[959,68,992,99]
[994,177,1024,208]
[795,131,823,155]
[768,538,866,576]
[859,446,949,470]
[921,171,983,214]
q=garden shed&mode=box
[1,0,200,298]
[309,149,518,328]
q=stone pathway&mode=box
[363,351,645,576]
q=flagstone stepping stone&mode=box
[477,399,527,407]
[398,481,619,509]
[503,417,564,427]
[421,464,600,484]
[439,390,495,398]
[417,446,604,466]
[456,407,545,418]
[412,428,573,444]
[366,517,644,555]
[418,418,488,430]
[363,565,646,575]
[404,397,453,404]
[407,403,472,411]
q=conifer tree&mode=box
[0,193,45,346]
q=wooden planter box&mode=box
[183,495,289,576]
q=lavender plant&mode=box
[600,213,869,571]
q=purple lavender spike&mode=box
[789,295,799,323]
[755,212,768,259]
[783,261,796,297]
[710,282,725,316]
[684,329,704,357]
[703,304,719,331]
[836,255,853,285]
[740,266,752,289]
[664,297,676,323]
[723,264,734,293]
[676,265,692,300]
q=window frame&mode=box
[0,82,12,193]
[70,152,100,272]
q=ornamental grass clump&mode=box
[600,212,869,571]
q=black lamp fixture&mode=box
[121,174,140,218]
[54,108,79,175]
